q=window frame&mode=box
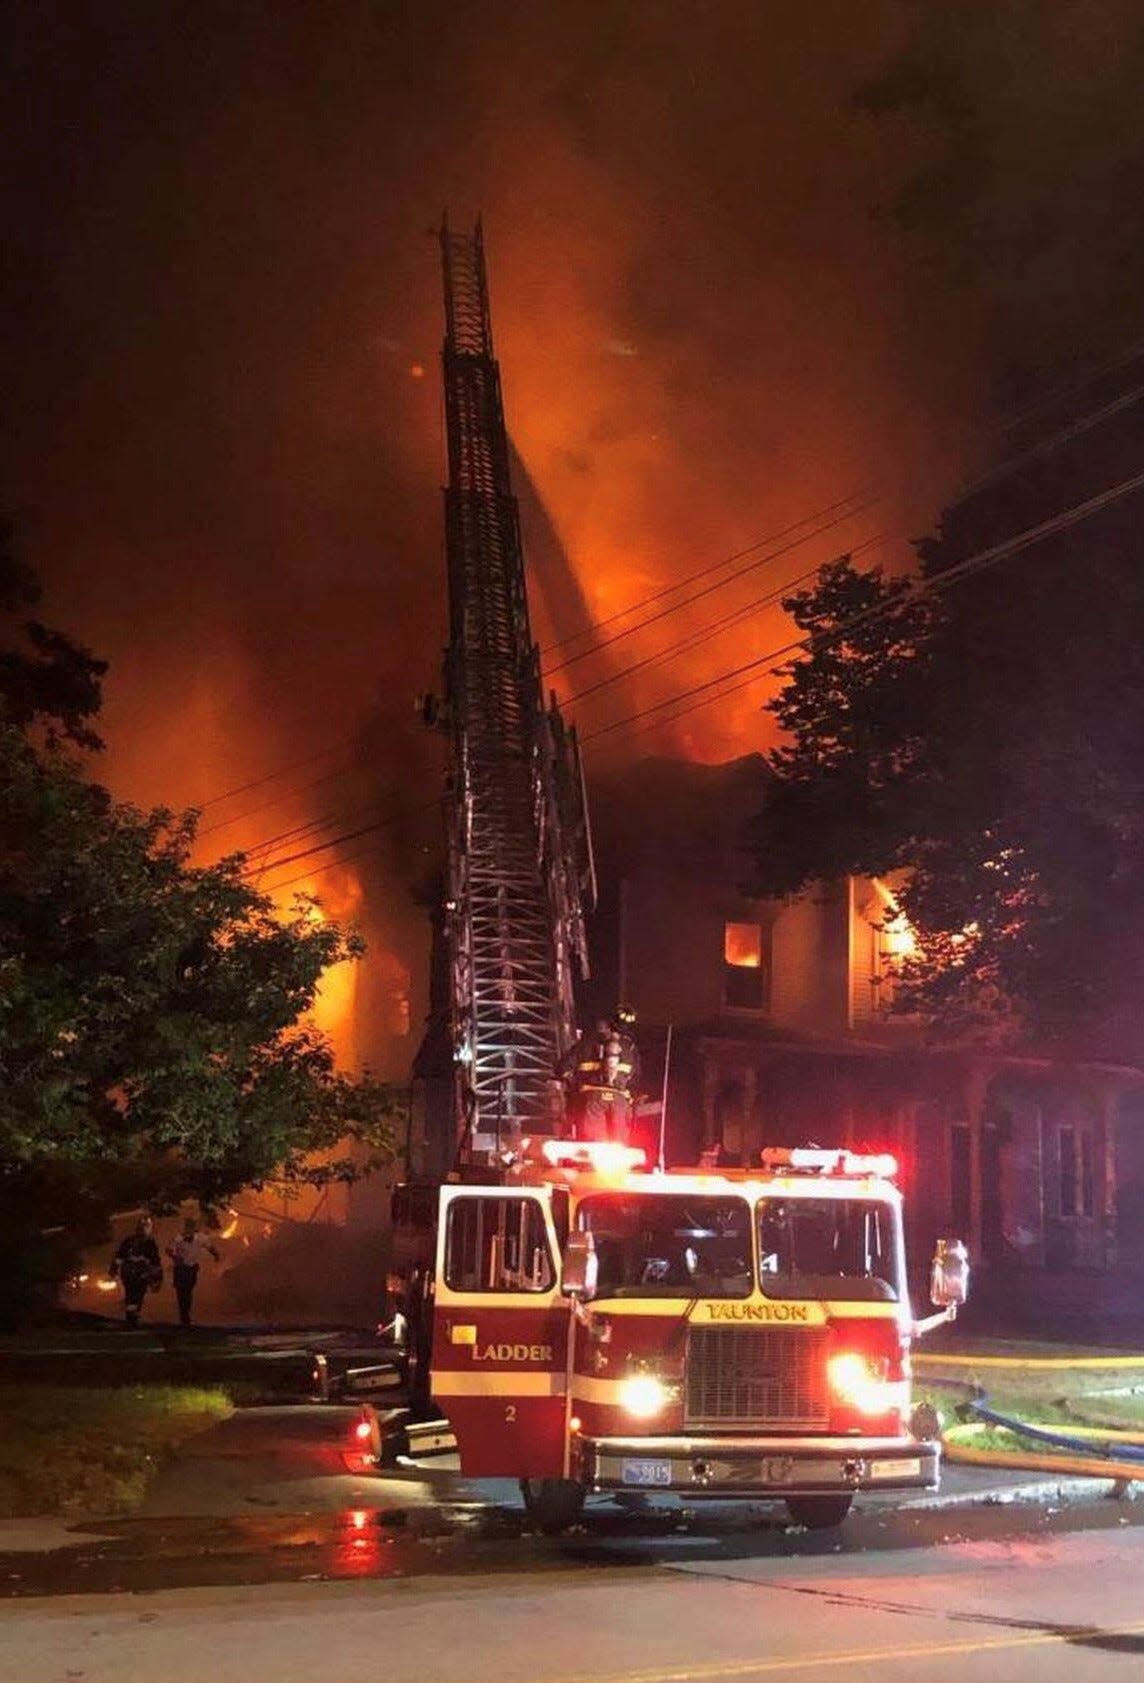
[440,1192,557,1296]
[755,1194,905,1303]
[1057,1123,1097,1221]
[722,919,768,1013]
[575,1191,755,1300]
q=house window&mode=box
[1058,1125,1096,1219]
[868,911,916,1011]
[723,921,766,1011]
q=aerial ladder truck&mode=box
[396,223,969,1534]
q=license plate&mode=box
[621,1458,672,1487]
[871,1457,922,1479]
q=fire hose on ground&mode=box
[914,1352,1144,1485]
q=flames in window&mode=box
[724,922,763,969]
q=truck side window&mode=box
[445,1198,555,1293]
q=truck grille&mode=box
[684,1326,831,1429]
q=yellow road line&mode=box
[558,1619,1144,1683]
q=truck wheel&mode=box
[520,1478,585,1535]
[784,1494,853,1530]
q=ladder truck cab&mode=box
[428,1142,969,1534]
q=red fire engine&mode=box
[400,225,969,1532]
[415,1141,969,1534]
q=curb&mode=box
[899,1475,1133,1512]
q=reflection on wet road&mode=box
[3,1483,1142,1599]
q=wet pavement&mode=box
[3,1397,1140,1601]
[3,1473,1141,1599]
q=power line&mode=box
[960,382,1144,503]
[244,820,390,879]
[565,534,893,707]
[191,496,885,843]
[996,334,1144,437]
[539,487,873,657]
[242,788,405,864]
[251,462,1143,880]
[256,842,394,897]
[582,466,1144,746]
[183,330,1144,819]
[243,797,441,883]
[543,496,880,676]
[195,744,343,811]
[238,542,888,867]
[198,760,360,839]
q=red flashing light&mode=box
[354,1418,374,1443]
[540,1140,647,1175]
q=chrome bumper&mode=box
[578,1434,939,1497]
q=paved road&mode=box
[0,1402,1138,1600]
[2,1521,1143,1683]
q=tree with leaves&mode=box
[0,528,397,1313]
[750,8,1144,1059]
[752,464,1144,1058]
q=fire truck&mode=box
[400,223,968,1532]
[416,1140,968,1534]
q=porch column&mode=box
[965,1060,990,1266]
[700,1049,719,1150]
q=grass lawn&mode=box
[913,1347,1144,1462]
[0,1385,233,1518]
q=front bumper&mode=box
[578,1434,939,1497]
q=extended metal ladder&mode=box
[439,221,594,1160]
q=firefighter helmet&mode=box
[615,1003,637,1028]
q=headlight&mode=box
[827,1351,907,1417]
[618,1374,670,1419]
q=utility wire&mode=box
[565,534,893,707]
[257,842,396,897]
[539,487,873,657]
[543,496,880,676]
[243,798,441,884]
[195,745,342,810]
[242,787,405,863]
[246,454,1141,863]
[186,329,1144,819]
[959,382,1144,502]
[583,465,1144,746]
[218,393,1144,861]
[198,761,361,840]
[996,334,1144,436]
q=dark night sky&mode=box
[0,1,995,1073]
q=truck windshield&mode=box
[757,1198,901,1302]
[577,1194,752,1298]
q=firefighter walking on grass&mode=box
[560,1006,641,1143]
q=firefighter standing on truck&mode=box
[560,1007,640,1142]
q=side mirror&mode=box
[561,1229,598,1302]
[930,1237,970,1309]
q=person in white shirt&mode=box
[166,1218,220,1328]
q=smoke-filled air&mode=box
[7,0,1136,1076]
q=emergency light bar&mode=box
[760,1147,898,1180]
[540,1140,647,1174]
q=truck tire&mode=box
[520,1478,585,1535]
[784,1494,853,1529]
